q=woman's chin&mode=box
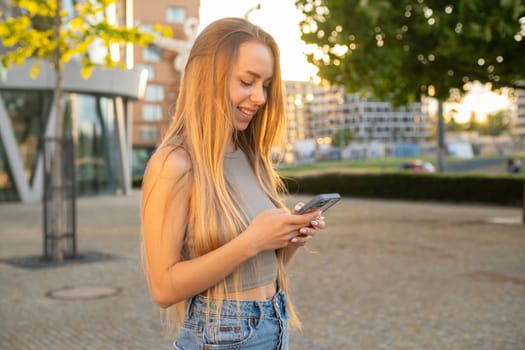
[233,118,252,131]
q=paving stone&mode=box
[1,191,524,349]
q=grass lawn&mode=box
[277,154,525,178]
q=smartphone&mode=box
[295,193,341,215]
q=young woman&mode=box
[141,17,326,350]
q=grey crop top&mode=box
[222,148,279,291]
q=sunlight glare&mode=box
[199,0,317,81]
[444,82,513,123]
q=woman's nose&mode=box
[250,85,266,105]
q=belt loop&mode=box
[254,301,263,329]
[185,296,195,318]
[276,290,286,316]
[273,294,280,318]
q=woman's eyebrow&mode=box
[243,70,273,82]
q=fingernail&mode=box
[300,228,307,234]
[310,220,318,226]
[291,237,299,243]
[294,204,303,211]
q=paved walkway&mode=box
[0,191,524,350]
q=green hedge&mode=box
[133,172,524,206]
[281,172,524,207]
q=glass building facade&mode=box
[0,56,148,203]
[0,0,147,203]
[0,90,51,201]
[74,94,119,195]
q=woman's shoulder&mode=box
[145,144,192,181]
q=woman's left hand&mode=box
[289,202,326,246]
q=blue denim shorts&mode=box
[173,289,289,350]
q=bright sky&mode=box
[441,83,513,123]
[198,1,513,119]
[199,0,316,81]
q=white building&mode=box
[285,81,433,158]
[512,89,525,145]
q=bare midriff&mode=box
[224,282,277,301]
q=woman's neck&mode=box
[225,140,237,153]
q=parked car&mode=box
[399,160,436,173]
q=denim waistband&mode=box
[188,289,287,319]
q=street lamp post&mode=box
[244,3,261,20]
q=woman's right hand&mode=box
[243,208,321,253]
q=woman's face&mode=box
[229,41,274,131]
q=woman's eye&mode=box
[241,80,253,86]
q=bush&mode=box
[281,172,523,207]
[132,171,523,206]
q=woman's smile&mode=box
[236,105,258,123]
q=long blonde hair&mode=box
[153,17,299,331]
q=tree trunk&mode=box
[522,180,524,224]
[49,0,65,260]
[436,100,447,172]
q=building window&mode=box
[73,94,120,194]
[144,85,164,101]
[166,7,186,23]
[140,126,159,141]
[142,105,163,121]
[0,90,52,200]
[136,64,155,81]
[143,46,162,62]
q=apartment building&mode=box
[512,89,525,145]
[284,80,316,144]
[131,0,200,175]
[285,80,433,157]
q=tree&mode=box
[0,0,168,259]
[446,116,466,132]
[331,128,354,147]
[296,0,525,222]
[466,111,480,132]
[481,110,511,136]
[296,0,524,102]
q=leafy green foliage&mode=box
[481,110,511,136]
[331,128,354,146]
[446,109,511,135]
[282,171,523,206]
[0,0,166,78]
[446,115,466,132]
[295,0,525,105]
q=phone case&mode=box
[295,193,341,214]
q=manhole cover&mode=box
[47,286,121,300]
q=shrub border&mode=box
[281,172,524,207]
